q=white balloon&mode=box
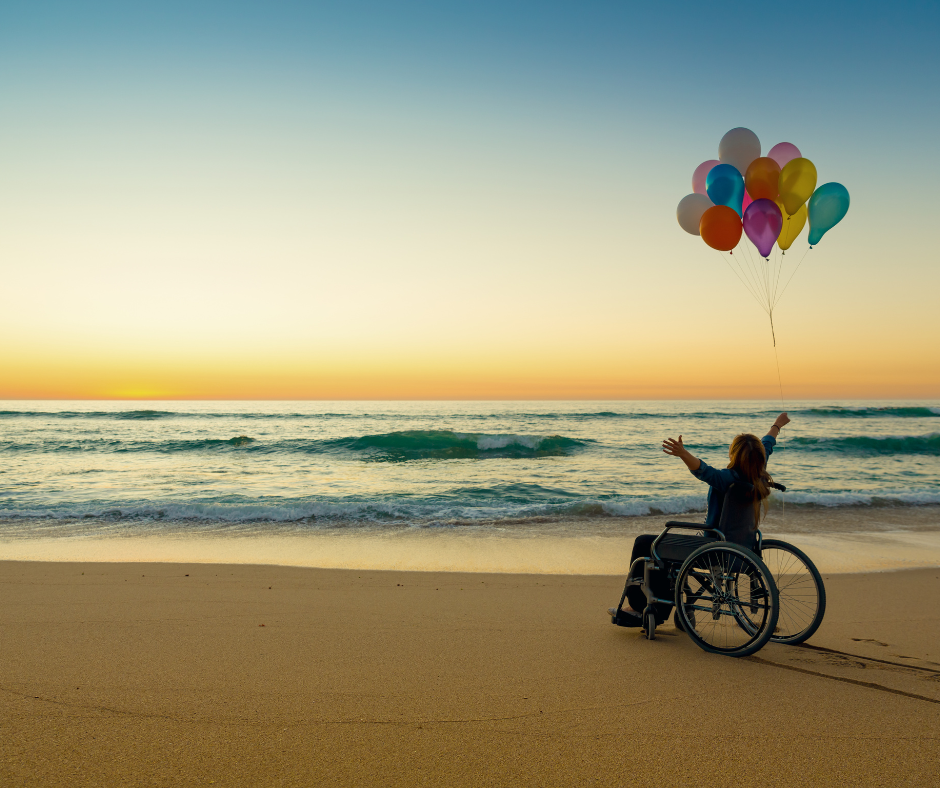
[718,127,761,178]
[676,193,713,236]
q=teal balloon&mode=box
[807,183,850,245]
[705,163,745,217]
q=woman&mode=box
[615,411,790,622]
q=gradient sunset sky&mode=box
[2,1,938,399]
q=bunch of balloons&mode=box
[676,128,850,255]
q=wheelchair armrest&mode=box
[651,522,726,566]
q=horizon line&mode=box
[1,396,936,403]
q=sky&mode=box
[1,0,938,399]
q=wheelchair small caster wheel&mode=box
[643,611,656,641]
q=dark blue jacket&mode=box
[690,435,776,528]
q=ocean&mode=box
[2,400,938,545]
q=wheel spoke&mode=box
[677,545,776,655]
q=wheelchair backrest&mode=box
[718,481,759,548]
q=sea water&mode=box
[1,400,938,542]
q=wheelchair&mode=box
[610,483,826,658]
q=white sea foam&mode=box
[472,433,542,450]
[3,491,940,531]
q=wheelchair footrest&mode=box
[611,609,642,628]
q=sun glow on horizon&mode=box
[1,2,937,401]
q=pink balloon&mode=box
[767,142,802,170]
[692,160,720,195]
[742,190,753,215]
[743,199,783,258]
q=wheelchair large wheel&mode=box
[759,539,826,645]
[674,542,779,658]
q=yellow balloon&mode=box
[776,201,807,251]
[778,157,817,216]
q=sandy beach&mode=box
[3,557,938,787]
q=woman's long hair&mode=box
[727,433,773,526]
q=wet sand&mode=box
[2,504,940,575]
[2,561,938,787]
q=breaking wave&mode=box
[0,430,589,461]
[788,433,940,455]
[330,431,588,460]
[801,406,940,418]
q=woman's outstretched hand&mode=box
[663,436,701,471]
[662,436,685,456]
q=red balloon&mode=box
[700,206,742,252]
[742,190,753,214]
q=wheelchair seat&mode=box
[654,531,718,563]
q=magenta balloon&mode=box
[742,190,753,215]
[692,160,720,196]
[743,198,783,258]
[767,142,802,170]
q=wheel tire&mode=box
[759,539,826,645]
[644,611,656,641]
[674,542,779,658]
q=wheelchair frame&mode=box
[611,519,825,657]
[631,522,733,609]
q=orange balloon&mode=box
[745,157,781,201]
[699,205,742,251]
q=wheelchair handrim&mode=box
[675,543,779,657]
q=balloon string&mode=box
[755,239,773,316]
[716,249,763,310]
[763,246,772,314]
[717,235,787,521]
[737,242,766,310]
[770,313,783,400]
[772,239,786,306]
[728,237,760,300]
[744,236,772,316]
[770,314,786,523]
[736,236,768,312]
[774,245,812,308]
[740,236,769,314]
[728,237,760,304]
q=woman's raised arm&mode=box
[766,412,790,439]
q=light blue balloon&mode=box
[807,183,850,245]
[705,163,745,217]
